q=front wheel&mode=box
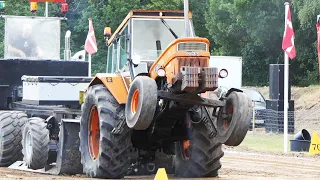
[216,91,252,146]
[125,76,157,130]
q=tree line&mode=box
[1,0,319,86]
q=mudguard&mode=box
[87,73,129,104]
[55,119,83,174]
[225,88,243,97]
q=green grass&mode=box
[236,132,294,152]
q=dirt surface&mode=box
[1,149,319,180]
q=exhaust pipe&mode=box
[64,30,71,60]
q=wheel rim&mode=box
[25,131,32,161]
[181,140,190,160]
[131,89,139,114]
[88,106,100,159]
[223,104,233,130]
[181,117,191,160]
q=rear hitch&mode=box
[147,163,156,172]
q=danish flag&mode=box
[85,18,98,55]
[282,3,296,59]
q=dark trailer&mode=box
[0,14,90,175]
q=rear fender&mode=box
[87,73,128,104]
[226,88,243,97]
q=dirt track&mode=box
[1,150,319,180]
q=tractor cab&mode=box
[105,10,196,76]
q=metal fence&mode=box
[251,109,295,134]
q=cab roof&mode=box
[107,10,193,46]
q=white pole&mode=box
[252,102,255,134]
[284,54,289,153]
[283,2,289,153]
[45,2,48,17]
[88,54,92,77]
[184,0,190,37]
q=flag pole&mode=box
[317,15,320,85]
[88,53,91,77]
[283,2,289,153]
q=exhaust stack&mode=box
[64,30,71,60]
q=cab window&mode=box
[119,25,129,70]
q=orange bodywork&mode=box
[149,37,210,84]
[88,73,128,104]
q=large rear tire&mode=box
[174,109,224,178]
[0,111,27,166]
[80,84,132,179]
[22,117,49,170]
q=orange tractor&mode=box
[79,8,252,179]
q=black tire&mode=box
[80,84,132,179]
[0,111,28,167]
[22,117,49,170]
[216,91,252,146]
[125,76,157,130]
[174,110,224,178]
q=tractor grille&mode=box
[177,42,207,51]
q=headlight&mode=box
[157,68,166,77]
[219,69,228,78]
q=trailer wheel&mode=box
[216,91,252,146]
[175,111,224,178]
[22,117,49,170]
[80,84,132,178]
[125,76,157,130]
[0,111,27,167]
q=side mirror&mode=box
[132,53,141,65]
[104,27,112,38]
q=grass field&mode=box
[234,130,296,153]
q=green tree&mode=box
[205,0,320,86]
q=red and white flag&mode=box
[282,4,296,59]
[85,18,97,55]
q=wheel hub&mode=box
[88,106,100,160]
[181,140,190,160]
[223,104,233,130]
[131,89,139,114]
[25,131,32,162]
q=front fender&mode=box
[225,88,243,97]
[87,73,128,104]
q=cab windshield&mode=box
[131,18,195,62]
